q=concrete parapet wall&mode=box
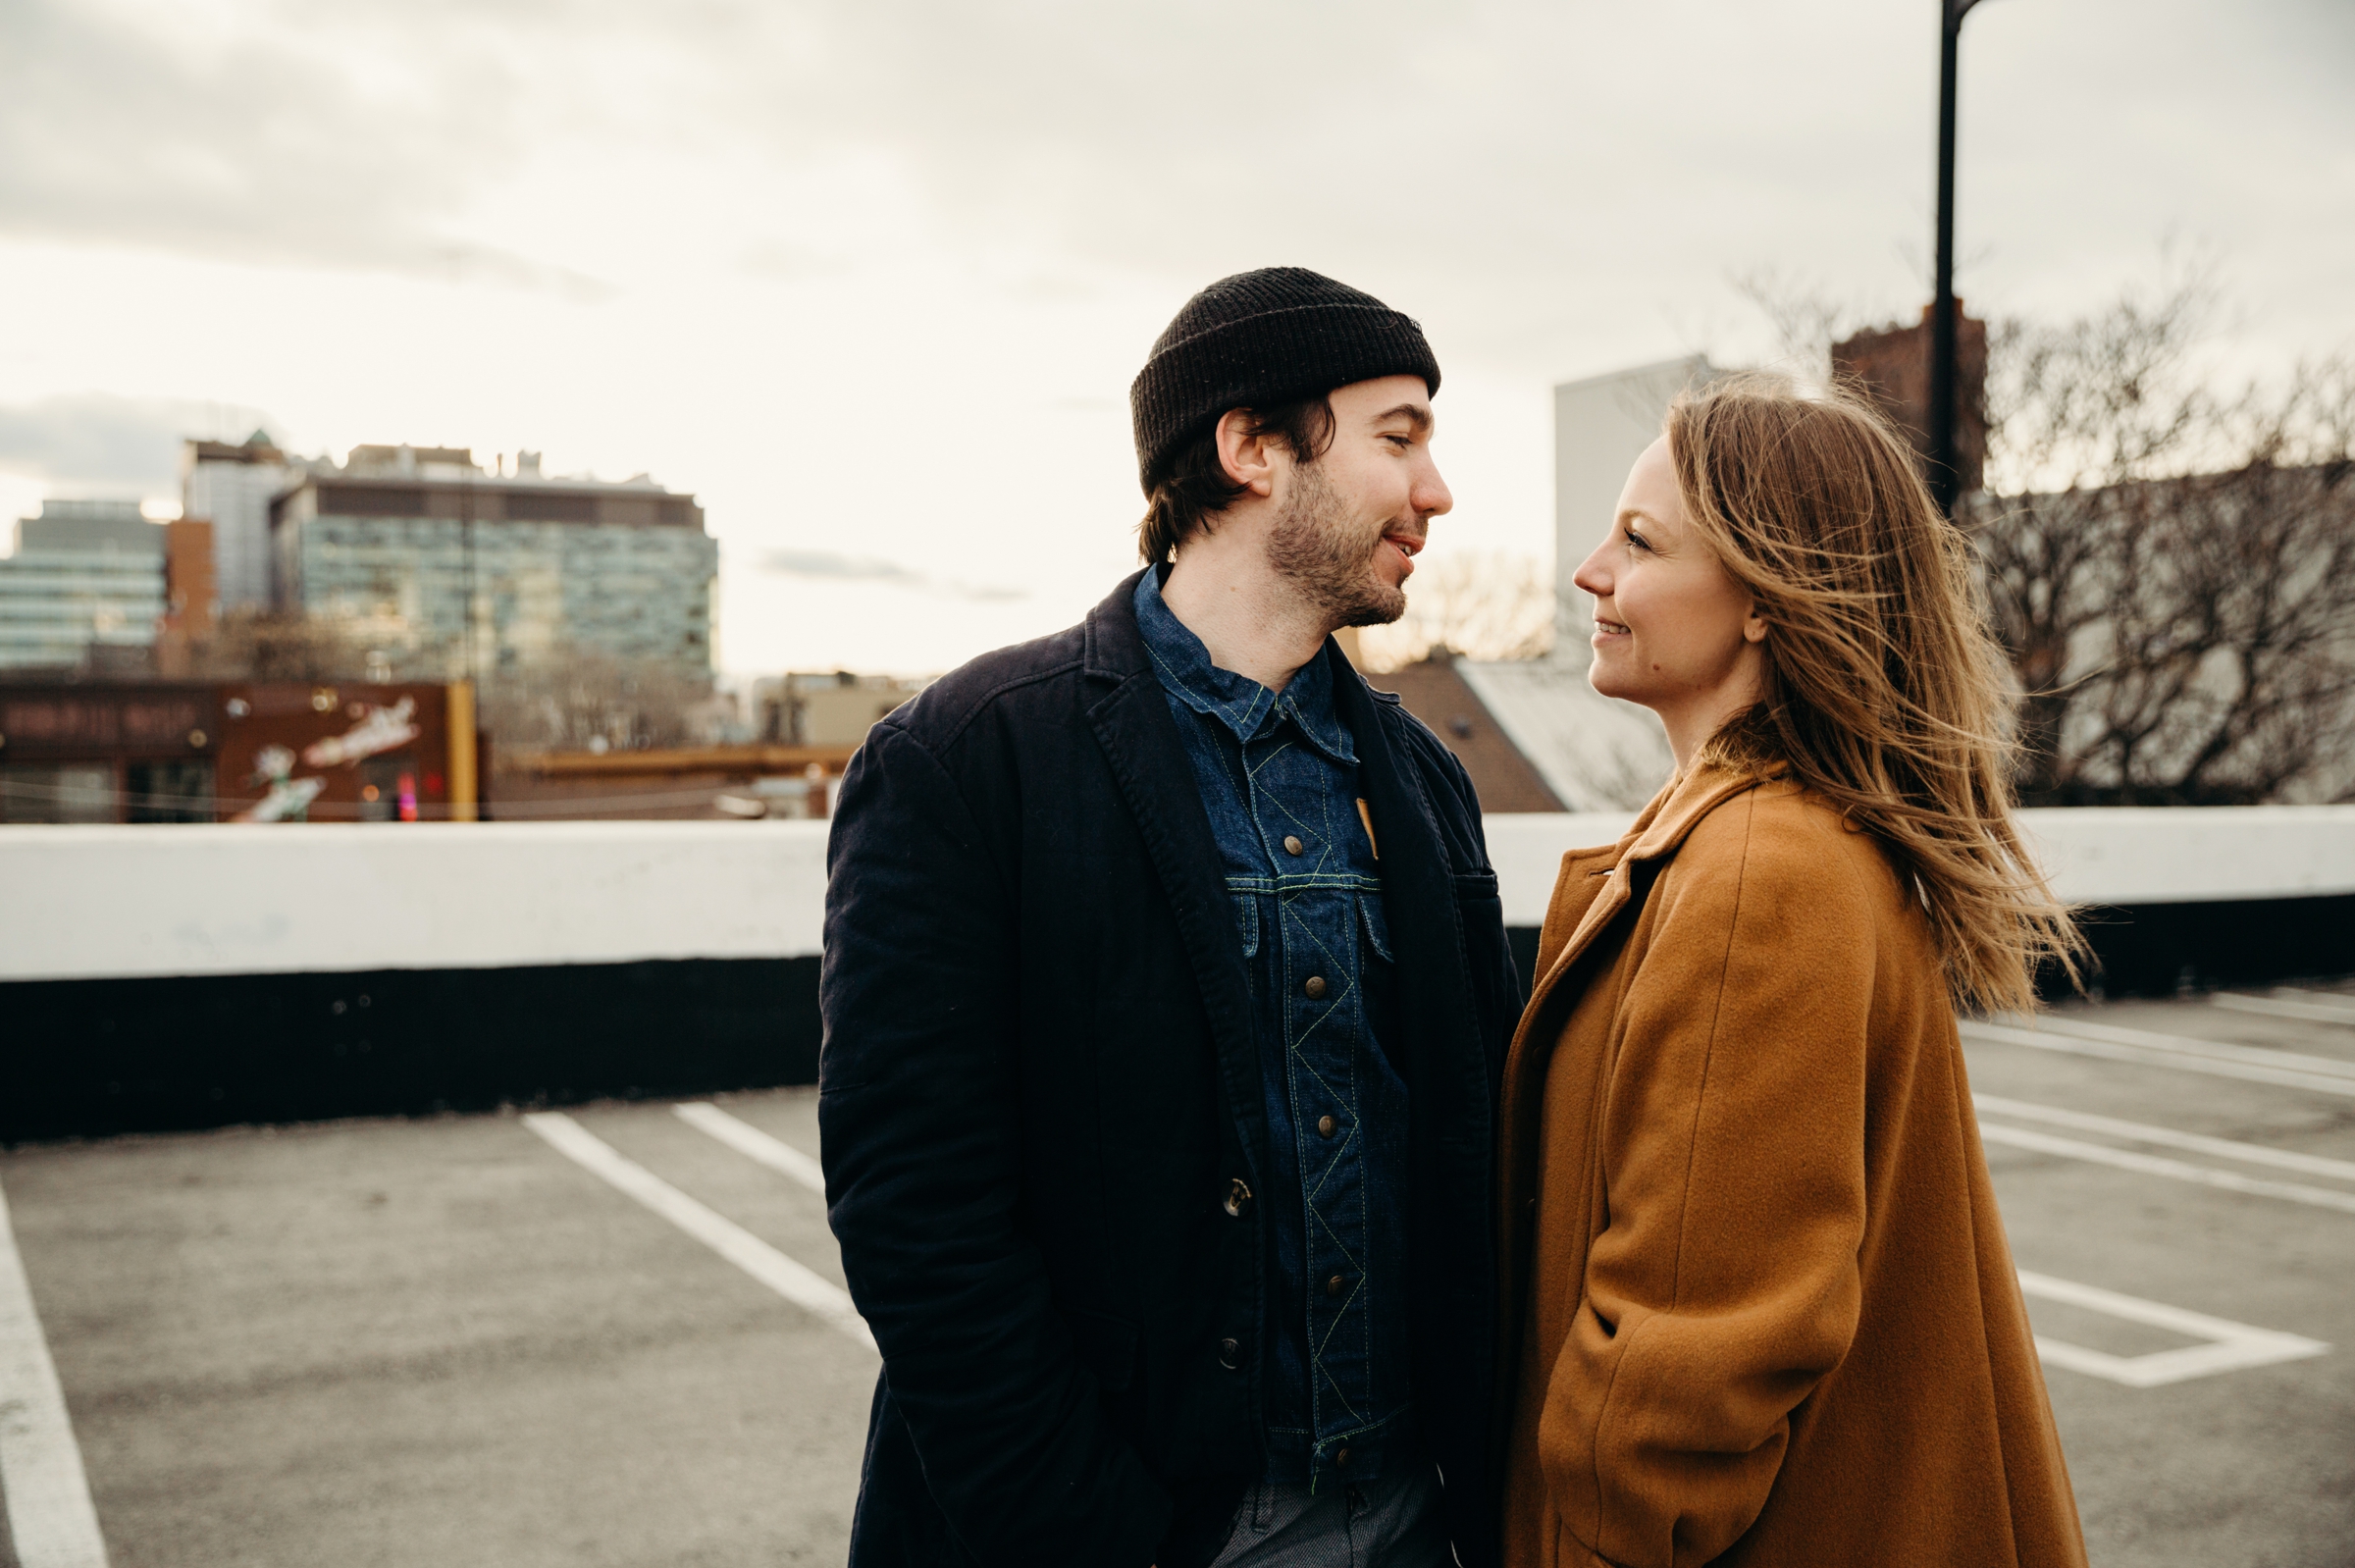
[4,808,2350,1140]
[4,807,2352,984]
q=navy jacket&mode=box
[819,569,1520,1568]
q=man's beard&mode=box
[1263,462,1409,629]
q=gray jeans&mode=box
[1208,1464,1452,1568]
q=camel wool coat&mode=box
[1496,766,2086,1568]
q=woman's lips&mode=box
[1592,617,1630,642]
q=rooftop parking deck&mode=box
[4,987,2352,1567]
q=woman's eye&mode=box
[1624,529,1650,551]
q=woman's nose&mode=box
[1572,541,1612,599]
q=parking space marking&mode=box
[1962,1019,2355,1096]
[2018,1270,2328,1387]
[522,1113,874,1351]
[1975,1094,2355,1182]
[1980,1123,2355,1215]
[673,1104,827,1196]
[0,1176,111,1568]
[2214,991,2355,1028]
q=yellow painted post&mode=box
[446,680,478,821]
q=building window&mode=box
[127,760,216,823]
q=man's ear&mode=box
[1215,409,1278,498]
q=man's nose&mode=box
[1414,460,1453,519]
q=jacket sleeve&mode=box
[1541,806,1874,1568]
[818,722,1171,1568]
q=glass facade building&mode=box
[271,449,718,681]
[0,499,167,671]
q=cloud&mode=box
[0,393,271,491]
[0,0,606,293]
[6,0,2351,373]
[759,548,1026,603]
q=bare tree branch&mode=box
[1357,550,1554,671]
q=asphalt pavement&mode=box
[3,985,2353,1567]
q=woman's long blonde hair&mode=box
[1666,374,2083,1014]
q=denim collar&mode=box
[1133,567,1357,766]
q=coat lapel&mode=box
[1081,571,1272,1183]
[1491,763,1770,1412]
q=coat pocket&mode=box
[1450,868,1501,903]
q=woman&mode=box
[1496,376,2087,1568]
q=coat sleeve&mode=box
[1540,805,1875,1568]
[818,722,1172,1568]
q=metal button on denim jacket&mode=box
[1133,569,1414,1488]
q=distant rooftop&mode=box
[12,499,162,557]
[277,445,703,530]
[318,444,670,494]
[184,431,288,467]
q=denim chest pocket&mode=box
[1355,893,1393,965]
[1232,892,1261,958]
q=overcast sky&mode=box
[2,0,2349,675]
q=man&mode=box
[821,268,1520,1568]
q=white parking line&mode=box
[0,1176,111,1568]
[1974,1094,2355,1182]
[1962,1019,2355,1097]
[673,1103,828,1196]
[2018,1270,2328,1387]
[522,1113,874,1352]
[1979,1123,2355,1215]
[2027,1016,2355,1080]
[2214,991,2355,1028]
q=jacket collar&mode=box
[1521,762,1776,1010]
[1082,566,1157,684]
[1620,760,1781,865]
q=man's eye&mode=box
[1385,435,1412,450]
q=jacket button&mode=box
[1283,835,1304,856]
[1224,1177,1253,1218]
[1326,1274,1345,1298]
[1334,1446,1352,1469]
[1303,975,1327,999]
[1317,1115,1336,1138]
[1218,1336,1242,1370]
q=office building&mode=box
[0,499,167,671]
[183,432,295,611]
[273,445,718,681]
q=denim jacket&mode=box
[1133,568,1415,1488]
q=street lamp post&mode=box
[1929,0,1985,518]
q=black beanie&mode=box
[1128,267,1440,494]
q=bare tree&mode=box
[475,645,723,755]
[1972,289,2355,804]
[1357,550,1554,671]
[1735,271,2355,805]
[189,608,388,683]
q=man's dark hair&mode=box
[1136,396,1335,564]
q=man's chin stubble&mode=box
[1265,466,1409,630]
